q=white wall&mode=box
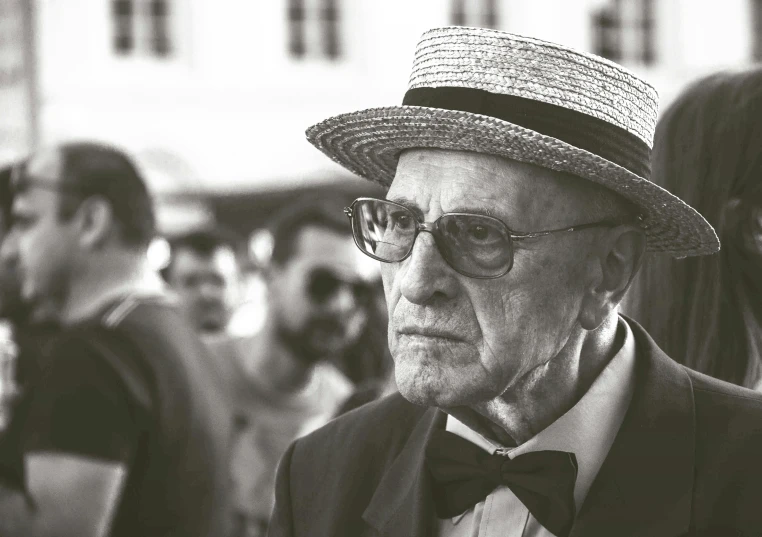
[24,0,762,196]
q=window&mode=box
[111,0,172,57]
[592,0,656,65]
[0,0,25,85]
[288,0,341,60]
[451,0,499,29]
[753,0,762,60]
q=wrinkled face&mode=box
[383,149,597,408]
[268,225,375,360]
[167,246,240,333]
[0,149,79,322]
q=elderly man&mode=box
[268,27,762,537]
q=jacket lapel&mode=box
[362,406,446,537]
[571,318,696,537]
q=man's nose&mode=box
[398,232,458,305]
[198,281,222,302]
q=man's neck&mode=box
[446,314,622,446]
[249,316,317,394]
[59,250,160,325]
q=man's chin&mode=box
[395,374,474,408]
[305,331,354,355]
[23,293,60,325]
[199,318,226,333]
[394,362,501,408]
[396,384,478,409]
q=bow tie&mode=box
[425,430,578,537]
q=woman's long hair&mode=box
[628,67,762,388]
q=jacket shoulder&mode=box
[299,392,428,455]
[687,367,762,460]
[687,367,762,417]
[685,367,762,530]
[285,393,429,489]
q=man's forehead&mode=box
[390,150,521,212]
[390,148,590,224]
[24,147,64,185]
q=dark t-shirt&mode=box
[8,295,232,537]
[0,322,57,490]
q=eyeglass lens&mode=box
[350,199,514,278]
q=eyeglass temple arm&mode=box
[511,215,644,241]
[344,204,644,240]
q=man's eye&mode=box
[468,224,502,242]
[390,212,414,230]
[469,225,490,240]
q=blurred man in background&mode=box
[0,162,60,495]
[0,164,26,485]
[164,227,243,336]
[209,198,375,537]
[0,165,22,323]
[0,142,231,537]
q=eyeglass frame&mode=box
[9,161,86,198]
[343,197,643,280]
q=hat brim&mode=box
[307,106,719,257]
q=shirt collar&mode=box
[446,316,637,513]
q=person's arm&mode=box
[267,442,297,537]
[0,454,126,536]
[0,330,148,537]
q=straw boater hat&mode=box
[306,26,719,257]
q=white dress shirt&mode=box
[437,317,637,537]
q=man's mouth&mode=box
[397,328,464,342]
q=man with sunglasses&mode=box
[207,198,375,537]
[268,27,762,537]
[0,142,232,537]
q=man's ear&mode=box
[579,225,646,330]
[75,196,114,249]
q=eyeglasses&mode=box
[344,197,638,279]
[307,267,374,306]
[9,161,84,197]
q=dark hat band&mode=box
[402,86,651,179]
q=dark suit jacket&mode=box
[268,320,762,537]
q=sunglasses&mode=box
[307,268,374,306]
[344,197,638,279]
[10,161,84,197]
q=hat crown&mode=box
[408,26,659,147]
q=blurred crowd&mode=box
[0,55,760,537]
[0,144,393,537]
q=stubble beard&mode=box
[27,261,72,325]
[274,316,338,367]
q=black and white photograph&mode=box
[1,1,761,536]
